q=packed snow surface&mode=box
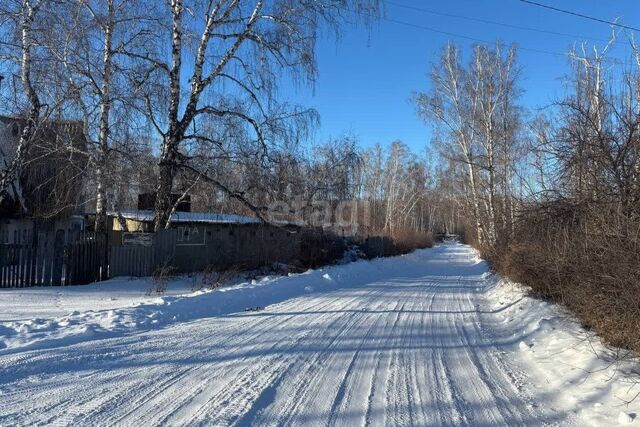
[0,243,638,426]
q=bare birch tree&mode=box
[44,0,155,232]
[415,42,523,249]
[0,0,46,208]
[131,0,379,231]
[415,43,485,245]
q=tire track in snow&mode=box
[251,290,394,426]
[112,293,356,426]
[207,293,376,426]
[325,299,403,427]
[129,291,369,426]
[2,292,340,426]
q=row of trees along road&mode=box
[415,36,640,254]
[418,36,640,354]
[415,42,524,250]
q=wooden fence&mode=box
[0,244,57,287]
[0,232,63,287]
[0,229,179,288]
[0,233,107,288]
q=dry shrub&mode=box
[384,229,435,256]
[147,264,177,295]
[360,229,434,259]
[297,227,434,265]
[493,201,640,353]
[193,264,241,291]
[298,228,347,268]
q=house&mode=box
[0,116,87,246]
[89,209,303,271]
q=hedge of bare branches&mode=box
[492,203,640,352]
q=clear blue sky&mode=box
[282,0,640,152]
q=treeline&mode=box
[193,138,452,232]
[420,38,640,353]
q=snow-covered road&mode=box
[0,244,637,426]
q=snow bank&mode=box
[482,276,640,426]
[0,247,446,354]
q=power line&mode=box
[517,0,640,33]
[387,1,607,43]
[381,17,571,59]
[379,16,624,65]
[348,6,626,65]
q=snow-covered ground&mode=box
[0,277,196,323]
[0,243,638,425]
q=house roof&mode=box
[106,210,301,226]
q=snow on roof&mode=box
[107,210,301,226]
[108,210,261,224]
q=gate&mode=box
[65,234,108,285]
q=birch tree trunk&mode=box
[153,0,184,231]
[0,0,43,208]
[94,0,115,234]
[154,0,266,231]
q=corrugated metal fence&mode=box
[109,230,176,277]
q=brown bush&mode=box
[491,201,640,353]
[298,228,347,268]
[298,227,434,265]
[362,229,435,258]
[385,229,435,255]
[193,264,242,291]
